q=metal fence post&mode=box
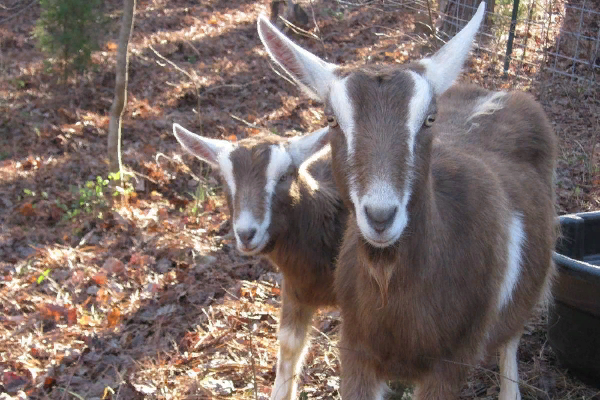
[503,0,521,77]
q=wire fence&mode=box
[339,0,600,85]
[434,0,600,84]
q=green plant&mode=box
[188,184,212,215]
[34,0,104,77]
[58,174,114,220]
[37,269,51,284]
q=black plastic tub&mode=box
[548,211,600,388]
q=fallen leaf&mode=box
[67,308,77,326]
[106,41,118,51]
[19,203,36,216]
[91,273,107,286]
[207,17,218,25]
[39,303,67,322]
[103,257,125,275]
[43,376,57,390]
[248,127,261,136]
[78,314,93,326]
[2,371,29,392]
[227,134,237,142]
[107,308,121,328]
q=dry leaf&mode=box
[207,17,218,25]
[91,273,107,286]
[103,257,125,275]
[39,303,67,322]
[106,41,118,51]
[19,203,35,216]
[107,308,121,328]
[78,314,93,326]
[43,376,57,390]
[227,134,237,142]
[67,308,77,326]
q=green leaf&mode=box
[42,191,49,199]
[37,269,51,284]
[23,189,33,196]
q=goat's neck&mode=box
[273,175,340,264]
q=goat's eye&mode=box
[279,172,292,183]
[424,114,436,127]
[327,115,338,128]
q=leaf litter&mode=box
[0,0,599,399]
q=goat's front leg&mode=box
[338,330,387,400]
[271,282,315,400]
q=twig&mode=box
[60,352,84,400]
[230,114,263,130]
[248,322,259,400]
[309,0,328,56]
[149,44,201,112]
[0,0,36,25]
[280,16,320,40]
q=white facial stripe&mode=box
[353,71,431,247]
[233,144,292,255]
[330,77,362,214]
[406,71,433,154]
[329,77,356,158]
[499,213,525,310]
[217,148,236,198]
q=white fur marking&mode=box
[217,149,236,198]
[271,326,309,400]
[329,77,356,158]
[467,91,507,122]
[357,180,404,247]
[233,145,292,255]
[499,336,522,400]
[499,213,525,310]
[354,72,431,247]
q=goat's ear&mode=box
[172,123,233,168]
[419,1,486,95]
[257,14,337,102]
[287,127,330,165]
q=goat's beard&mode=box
[360,240,398,307]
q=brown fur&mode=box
[327,73,557,398]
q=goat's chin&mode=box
[236,234,270,256]
[362,232,400,249]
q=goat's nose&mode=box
[237,228,257,246]
[364,205,397,233]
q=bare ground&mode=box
[1,0,599,399]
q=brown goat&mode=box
[257,2,557,399]
[172,125,348,400]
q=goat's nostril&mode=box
[237,228,257,245]
[364,205,398,233]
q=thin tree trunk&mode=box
[108,0,136,174]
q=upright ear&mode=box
[172,123,233,168]
[420,1,486,95]
[257,14,338,102]
[287,127,330,166]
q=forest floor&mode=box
[1,0,599,398]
